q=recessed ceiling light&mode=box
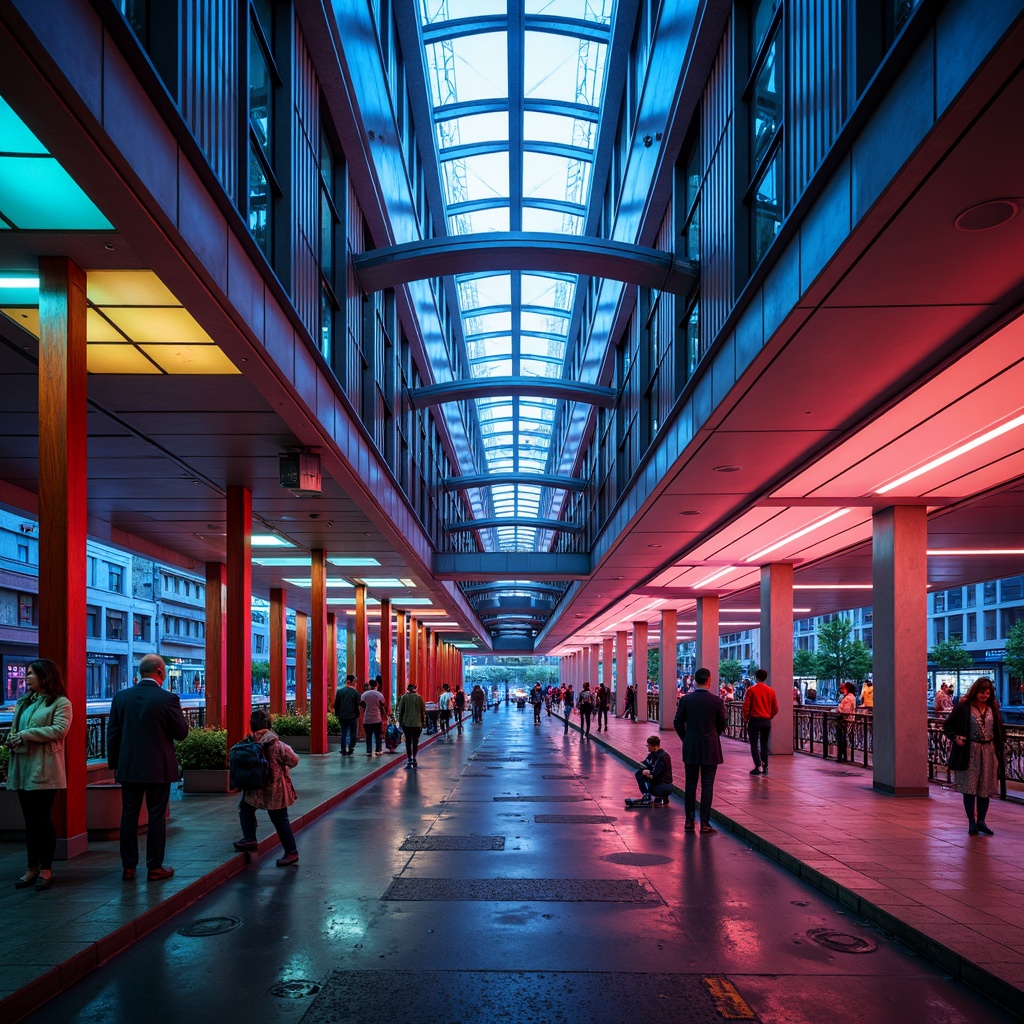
[712,465,741,473]
[679,510,702,516]
[647,543,663,548]
[954,199,1018,231]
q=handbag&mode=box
[946,738,970,771]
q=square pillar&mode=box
[310,549,328,754]
[696,596,720,685]
[379,598,392,693]
[632,621,649,722]
[602,636,614,698]
[760,563,794,756]
[294,611,308,714]
[397,611,408,702]
[615,631,629,716]
[269,587,287,715]
[205,562,227,726]
[38,256,88,859]
[328,612,339,706]
[225,485,252,749]
[355,584,369,683]
[659,608,677,729]
[872,505,929,796]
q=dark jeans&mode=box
[238,797,296,854]
[403,726,422,760]
[339,718,358,753]
[439,711,451,734]
[683,763,718,824]
[532,702,542,723]
[747,718,772,768]
[579,707,592,736]
[563,707,573,733]
[472,703,483,722]
[364,721,383,753]
[17,789,58,870]
[597,708,608,729]
[634,769,673,799]
[120,782,171,870]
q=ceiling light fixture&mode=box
[745,509,851,563]
[793,584,872,590]
[692,566,739,589]
[926,548,1024,555]
[877,412,1024,494]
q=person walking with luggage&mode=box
[396,683,427,769]
[232,709,300,866]
[359,677,388,756]
[742,669,779,775]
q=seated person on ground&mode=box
[628,735,674,806]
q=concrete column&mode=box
[225,486,252,750]
[659,608,677,729]
[696,596,720,685]
[327,612,338,705]
[379,598,392,693]
[294,611,308,714]
[346,626,355,676]
[354,584,368,684]
[396,611,408,703]
[873,505,929,796]
[269,587,287,715]
[310,549,328,754]
[602,636,614,698]
[38,256,88,858]
[205,562,227,726]
[632,621,649,722]
[760,563,794,756]
[615,630,629,717]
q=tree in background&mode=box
[1001,620,1024,696]
[793,648,818,680]
[929,634,974,700]
[647,649,659,686]
[718,659,744,685]
[815,618,872,696]
[252,659,270,696]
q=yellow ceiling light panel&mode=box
[87,344,161,374]
[86,308,125,342]
[101,306,211,343]
[86,270,180,306]
[140,344,239,374]
[0,307,38,335]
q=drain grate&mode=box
[301,970,725,1023]
[816,769,862,777]
[177,916,241,937]
[269,980,321,999]
[401,835,505,851]
[602,853,673,866]
[541,774,588,780]
[805,928,878,953]
[494,795,591,802]
[535,814,616,824]
[382,877,659,902]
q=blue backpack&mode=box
[229,739,270,791]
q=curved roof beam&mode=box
[410,376,616,409]
[445,517,582,533]
[446,472,586,492]
[353,232,698,296]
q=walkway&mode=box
[0,707,1021,1021]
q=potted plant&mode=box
[87,779,151,838]
[175,727,231,793]
[271,713,341,751]
[0,745,20,834]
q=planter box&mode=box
[182,768,233,794]
[87,782,151,839]
[0,785,23,836]
[280,735,340,753]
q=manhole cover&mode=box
[806,928,878,953]
[269,980,321,999]
[602,853,673,866]
[177,916,241,937]
[401,835,505,851]
[536,814,616,823]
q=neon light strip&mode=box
[745,509,851,562]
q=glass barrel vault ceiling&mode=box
[418,0,612,580]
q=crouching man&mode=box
[627,734,673,807]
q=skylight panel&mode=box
[464,310,512,336]
[524,0,613,22]
[521,206,583,234]
[524,32,605,104]
[521,310,568,336]
[521,274,575,309]
[458,274,511,309]
[523,152,590,203]
[472,357,514,376]
[520,359,563,378]
[523,111,597,151]
[442,153,509,205]
[436,110,510,151]
[425,33,508,108]
[448,206,510,235]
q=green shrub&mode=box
[327,712,340,735]
[271,714,310,736]
[175,727,228,771]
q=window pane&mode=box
[249,25,272,156]
[425,33,508,107]
[249,145,270,256]
[751,37,780,169]
[752,149,781,265]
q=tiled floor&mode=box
[1,711,1022,1020]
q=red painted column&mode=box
[695,596,720,687]
[408,616,419,687]
[615,630,629,717]
[269,587,287,715]
[659,608,677,729]
[380,598,392,693]
[294,611,308,714]
[396,610,407,704]
[310,550,328,754]
[428,629,437,700]
[327,612,338,706]
[355,584,369,684]
[602,635,614,701]
[205,562,227,726]
[38,256,88,859]
[225,486,252,749]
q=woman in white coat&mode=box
[6,659,73,891]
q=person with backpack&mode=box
[577,682,594,738]
[562,684,575,734]
[396,683,427,770]
[595,683,611,731]
[437,682,453,739]
[453,684,467,733]
[232,710,299,866]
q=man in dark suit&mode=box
[673,666,728,834]
[108,654,189,881]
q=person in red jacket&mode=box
[742,669,779,776]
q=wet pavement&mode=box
[4,706,1018,1023]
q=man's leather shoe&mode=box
[684,818,695,832]
[147,867,174,881]
[122,868,136,881]
[700,823,716,835]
